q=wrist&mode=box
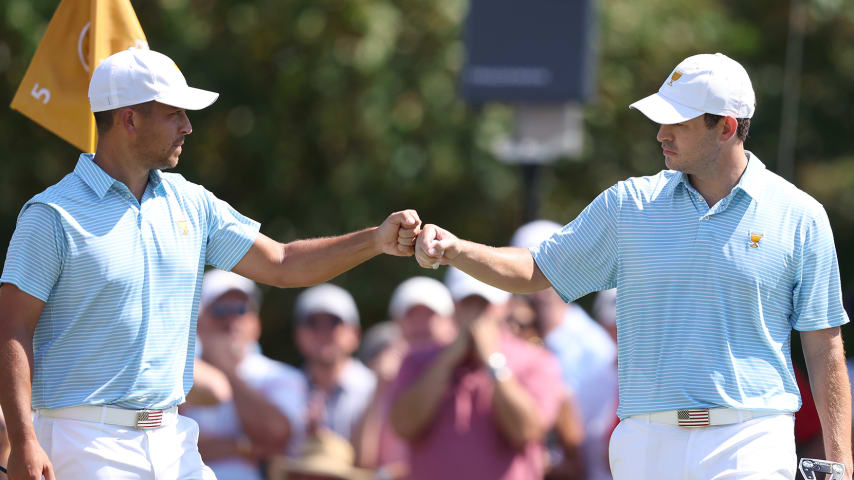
[369,226,383,256]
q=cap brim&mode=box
[629,93,704,125]
[156,86,219,110]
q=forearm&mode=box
[353,388,386,468]
[185,359,232,406]
[0,329,36,446]
[226,372,290,449]
[391,351,459,440]
[234,229,382,289]
[452,242,550,294]
[492,377,546,449]
[197,434,251,463]
[803,329,853,474]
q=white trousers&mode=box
[33,412,217,480]
[609,414,797,480]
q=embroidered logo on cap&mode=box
[668,71,683,86]
[748,232,763,248]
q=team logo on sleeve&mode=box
[748,231,763,248]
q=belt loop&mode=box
[99,405,107,424]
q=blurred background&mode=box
[1,0,853,365]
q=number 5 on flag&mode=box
[10,0,148,153]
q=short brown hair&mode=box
[93,101,155,134]
[703,113,751,142]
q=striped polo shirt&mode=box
[1,154,260,410]
[532,152,848,418]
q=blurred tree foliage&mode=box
[1,0,853,363]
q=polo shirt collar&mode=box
[75,153,165,199]
[74,153,116,199]
[734,151,766,202]
[663,150,766,203]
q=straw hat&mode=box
[268,428,374,480]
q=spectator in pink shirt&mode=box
[389,267,563,480]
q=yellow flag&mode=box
[10,0,147,153]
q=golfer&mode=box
[415,53,852,479]
[0,48,421,480]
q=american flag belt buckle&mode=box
[677,408,710,427]
[135,409,164,429]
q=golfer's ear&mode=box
[721,116,738,141]
[116,107,139,135]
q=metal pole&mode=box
[777,0,806,181]
[521,163,542,222]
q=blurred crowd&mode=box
[0,219,849,480]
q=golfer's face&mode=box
[656,115,720,174]
[135,102,192,170]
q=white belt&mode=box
[630,408,784,427]
[37,405,178,430]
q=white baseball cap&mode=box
[444,267,510,305]
[388,276,455,320]
[89,48,219,113]
[294,284,360,326]
[630,53,755,125]
[510,219,562,249]
[199,269,260,311]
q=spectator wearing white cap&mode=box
[389,276,456,349]
[389,267,562,480]
[415,53,851,479]
[511,220,617,480]
[0,47,422,479]
[294,284,377,442]
[182,269,307,480]
[352,277,455,478]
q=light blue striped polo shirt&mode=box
[1,153,260,410]
[532,152,848,419]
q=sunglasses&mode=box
[210,301,252,318]
[299,315,345,330]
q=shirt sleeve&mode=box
[201,187,261,271]
[531,184,622,303]
[0,203,66,302]
[791,206,849,331]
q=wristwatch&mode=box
[487,352,513,382]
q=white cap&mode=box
[89,48,219,113]
[389,276,455,320]
[510,219,562,249]
[629,53,755,124]
[200,269,260,311]
[294,284,360,326]
[444,267,510,304]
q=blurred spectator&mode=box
[388,276,457,348]
[354,277,456,478]
[505,295,587,480]
[0,406,8,471]
[793,363,824,460]
[390,267,562,480]
[511,220,618,480]
[268,428,372,480]
[295,284,377,440]
[353,322,409,479]
[184,269,307,480]
[592,289,617,344]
